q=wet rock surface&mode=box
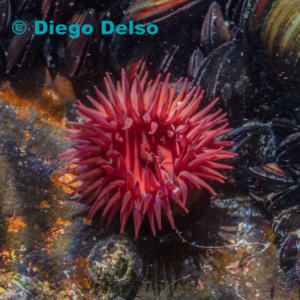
[0,92,298,299]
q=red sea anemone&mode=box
[59,70,237,237]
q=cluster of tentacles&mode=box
[59,70,237,237]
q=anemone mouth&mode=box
[59,70,237,237]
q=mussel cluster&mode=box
[0,0,297,119]
[246,120,300,276]
[218,114,300,278]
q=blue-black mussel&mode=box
[215,121,276,183]
[248,121,300,209]
[272,205,300,280]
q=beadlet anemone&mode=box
[59,70,237,237]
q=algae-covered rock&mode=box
[88,235,143,300]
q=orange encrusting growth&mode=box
[59,70,237,237]
[0,82,67,126]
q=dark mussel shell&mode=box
[275,132,300,165]
[43,34,58,71]
[272,118,300,136]
[10,0,28,14]
[249,163,294,183]
[249,161,299,208]
[0,41,6,74]
[114,0,210,75]
[279,234,299,268]
[124,33,196,83]
[192,41,259,126]
[6,19,39,76]
[249,164,299,207]
[188,46,204,78]
[155,34,196,79]
[0,0,11,33]
[216,121,276,181]
[200,2,230,55]
[270,184,300,208]
[272,205,300,238]
[100,1,129,72]
[225,0,243,26]
[230,25,242,41]
[272,206,300,268]
[123,0,204,25]
[240,0,272,53]
[289,164,300,177]
[41,0,70,73]
[124,35,191,83]
[65,10,99,78]
[41,0,68,23]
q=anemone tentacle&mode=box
[59,70,237,237]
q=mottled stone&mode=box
[88,235,143,300]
